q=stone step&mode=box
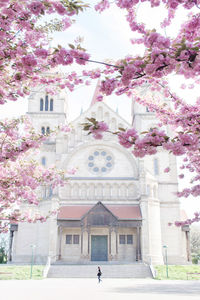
[47,264,152,278]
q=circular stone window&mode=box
[87,150,114,175]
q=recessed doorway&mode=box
[91,235,108,261]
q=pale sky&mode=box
[0,2,199,217]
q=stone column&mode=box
[136,226,140,261]
[115,227,118,255]
[109,228,112,255]
[8,230,14,262]
[186,231,191,262]
[110,228,118,260]
[87,227,90,256]
[82,228,88,257]
[58,226,63,260]
[81,227,83,254]
[139,226,142,261]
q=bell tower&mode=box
[27,85,67,134]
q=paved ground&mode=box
[1,278,200,300]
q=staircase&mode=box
[47,263,152,278]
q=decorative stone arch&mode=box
[119,183,127,198]
[105,183,111,198]
[60,140,139,179]
[80,183,87,199]
[96,183,103,199]
[110,117,117,131]
[112,183,119,198]
[65,183,71,198]
[104,112,110,124]
[88,183,95,199]
[72,183,79,198]
[97,105,103,119]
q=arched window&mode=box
[40,98,44,111]
[46,126,50,135]
[45,95,48,111]
[41,126,45,135]
[41,157,46,166]
[49,185,53,197]
[50,99,53,111]
[154,158,159,175]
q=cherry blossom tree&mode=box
[82,0,200,226]
[0,0,90,232]
[1,0,200,230]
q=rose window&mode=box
[87,150,114,175]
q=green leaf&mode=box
[68,43,75,49]
[118,127,126,132]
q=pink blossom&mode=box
[21,55,37,68]
[72,50,90,65]
[60,125,71,133]
[179,174,184,179]
[67,168,77,175]
[95,0,110,12]
[34,48,48,59]
[28,1,44,16]
[62,17,71,29]
[164,167,170,173]
[97,95,103,101]
[54,48,73,65]
[53,2,67,15]
[100,79,117,95]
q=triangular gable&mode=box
[81,201,118,220]
[81,201,118,226]
[71,100,131,130]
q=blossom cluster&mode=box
[0,0,89,103]
[85,119,109,139]
[1,0,200,229]
[0,116,73,232]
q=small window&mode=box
[41,157,46,166]
[40,98,44,111]
[146,107,150,112]
[41,127,45,135]
[127,235,133,244]
[154,158,159,175]
[50,99,53,111]
[46,127,50,135]
[73,235,79,244]
[45,95,48,111]
[119,235,125,244]
[66,235,72,244]
[49,185,53,197]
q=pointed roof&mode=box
[90,80,105,106]
[71,100,131,129]
[57,202,142,220]
[81,201,118,221]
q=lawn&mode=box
[155,265,200,280]
[0,265,45,280]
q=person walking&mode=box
[97,266,102,283]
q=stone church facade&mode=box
[10,85,190,265]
